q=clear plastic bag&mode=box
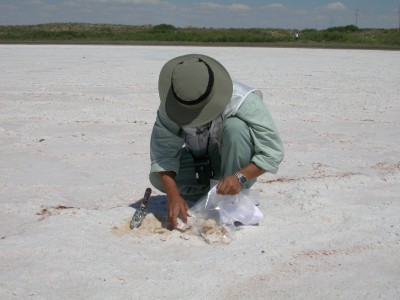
[188,180,263,244]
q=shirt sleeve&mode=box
[235,92,284,174]
[150,104,185,175]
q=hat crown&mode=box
[158,53,233,127]
[171,58,213,106]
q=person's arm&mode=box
[157,171,189,228]
[150,105,188,228]
[217,92,284,195]
[238,93,284,174]
[150,105,183,175]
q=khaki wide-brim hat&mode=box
[158,54,233,127]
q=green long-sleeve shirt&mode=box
[150,92,284,176]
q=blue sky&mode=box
[0,1,399,29]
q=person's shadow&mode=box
[129,194,167,217]
[129,194,165,226]
[129,193,196,228]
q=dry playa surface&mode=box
[0,45,399,299]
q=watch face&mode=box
[236,172,247,185]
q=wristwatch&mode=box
[235,172,247,186]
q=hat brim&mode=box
[158,54,233,127]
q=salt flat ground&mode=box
[0,45,399,299]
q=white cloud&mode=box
[62,1,78,7]
[325,2,346,11]
[24,0,45,4]
[199,2,250,13]
[114,0,162,3]
[77,0,162,4]
[263,3,285,10]
[227,4,251,12]
[199,2,222,10]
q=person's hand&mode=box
[167,195,189,228]
[216,174,242,195]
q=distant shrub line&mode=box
[0,23,399,48]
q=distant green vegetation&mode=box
[0,23,399,49]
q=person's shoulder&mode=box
[237,91,267,117]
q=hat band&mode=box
[171,59,214,106]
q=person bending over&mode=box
[149,54,284,228]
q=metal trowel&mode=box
[130,187,152,229]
